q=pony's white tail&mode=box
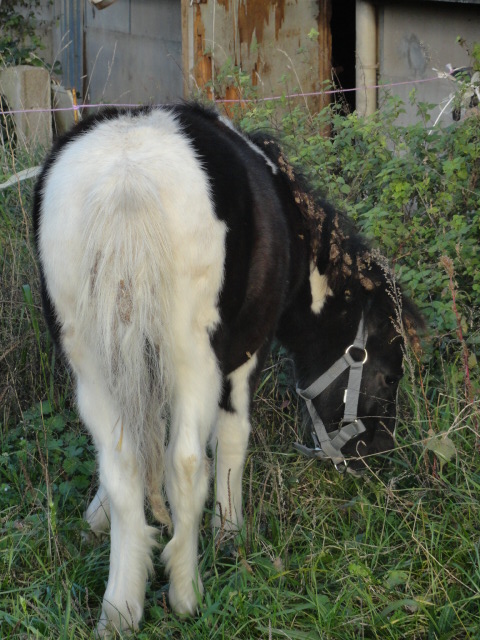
[76,163,174,526]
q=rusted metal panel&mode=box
[182,0,332,112]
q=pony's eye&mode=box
[385,375,400,386]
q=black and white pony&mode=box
[33,103,422,635]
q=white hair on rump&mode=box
[76,145,175,525]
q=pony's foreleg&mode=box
[74,362,156,636]
[211,409,250,531]
[161,338,221,616]
[210,354,258,531]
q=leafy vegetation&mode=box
[0,0,45,67]
[1,71,479,637]
[239,94,480,359]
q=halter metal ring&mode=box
[345,344,368,364]
[334,460,348,473]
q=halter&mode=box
[294,314,368,475]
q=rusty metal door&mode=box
[182,0,331,112]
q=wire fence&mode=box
[0,74,451,116]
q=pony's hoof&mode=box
[95,599,141,638]
[168,578,204,616]
[81,528,107,544]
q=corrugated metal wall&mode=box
[60,0,84,95]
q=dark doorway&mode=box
[331,0,356,113]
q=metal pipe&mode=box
[356,0,377,116]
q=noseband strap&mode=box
[294,314,368,472]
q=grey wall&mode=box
[29,0,182,106]
[84,0,182,105]
[378,1,480,126]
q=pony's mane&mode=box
[248,129,423,344]
[249,132,383,296]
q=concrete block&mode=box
[0,65,52,149]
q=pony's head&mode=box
[291,229,424,474]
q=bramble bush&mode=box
[237,92,480,387]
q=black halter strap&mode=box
[294,313,368,474]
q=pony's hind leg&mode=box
[211,353,259,531]
[161,328,222,616]
[69,345,155,636]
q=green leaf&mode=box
[381,598,419,618]
[468,352,477,369]
[348,562,372,579]
[426,433,456,469]
[385,570,409,589]
[48,414,66,432]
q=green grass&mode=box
[1,107,480,639]
[1,383,480,639]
